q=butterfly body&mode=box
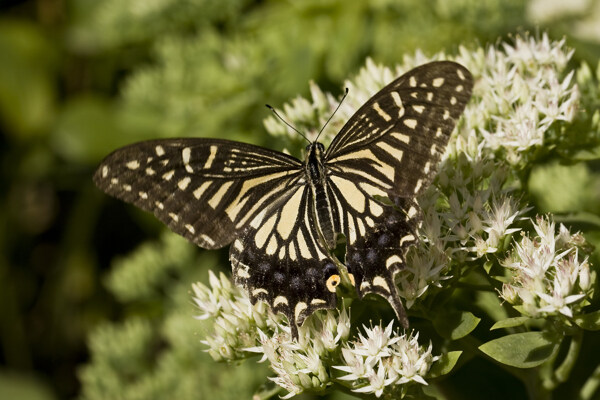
[94,61,474,338]
[305,142,337,248]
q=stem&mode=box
[542,329,582,390]
[252,385,282,400]
[579,363,600,400]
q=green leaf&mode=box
[428,351,462,378]
[490,317,531,330]
[570,145,600,161]
[479,332,560,368]
[433,311,481,340]
[574,310,600,331]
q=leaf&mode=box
[428,351,462,378]
[433,311,481,340]
[479,332,560,368]
[574,310,600,331]
[490,317,531,330]
[570,145,600,161]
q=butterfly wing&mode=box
[94,138,303,249]
[325,61,474,322]
[230,184,339,337]
[95,138,340,335]
[326,61,473,199]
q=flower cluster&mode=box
[246,309,351,398]
[192,270,275,361]
[192,33,596,399]
[475,35,578,164]
[500,216,594,319]
[335,322,437,397]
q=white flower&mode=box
[334,324,437,397]
[501,216,594,319]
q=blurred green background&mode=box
[1,0,599,399]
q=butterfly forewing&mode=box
[326,61,473,198]
[94,138,303,249]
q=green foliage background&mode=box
[0,0,599,399]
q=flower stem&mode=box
[579,363,600,400]
[542,329,582,390]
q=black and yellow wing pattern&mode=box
[94,61,473,337]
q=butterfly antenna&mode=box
[265,104,311,143]
[315,87,349,142]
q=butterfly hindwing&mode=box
[230,185,338,337]
[94,138,302,249]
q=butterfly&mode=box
[94,61,473,338]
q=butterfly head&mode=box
[305,141,325,155]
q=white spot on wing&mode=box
[178,177,191,190]
[200,234,215,246]
[266,236,278,255]
[155,145,165,156]
[386,255,403,268]
[294,302,308,321]
[101,166,108,177]
[277,188,303,240]
[412,105,425,114]
[182,147,193,173]
[400,234,416,246]
[432,77,445,87]
[207,181,233,209]
[193,181,212,199]
[162,170,175,181]
[391,91,403,108]
[373,102,392,122]
[252,288,268,297]
[126,160,140,170]
[376,141,403,160]
[373,276,390,291]
[204,146,217,169]
[330,176,365,213]
[391,132,410,144]
[236,265,250,278]
[369,200,383,217]
[403,119,417,129]
[255,213,277,249]
[274,296,288,307]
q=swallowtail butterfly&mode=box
[94,61,473,337]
